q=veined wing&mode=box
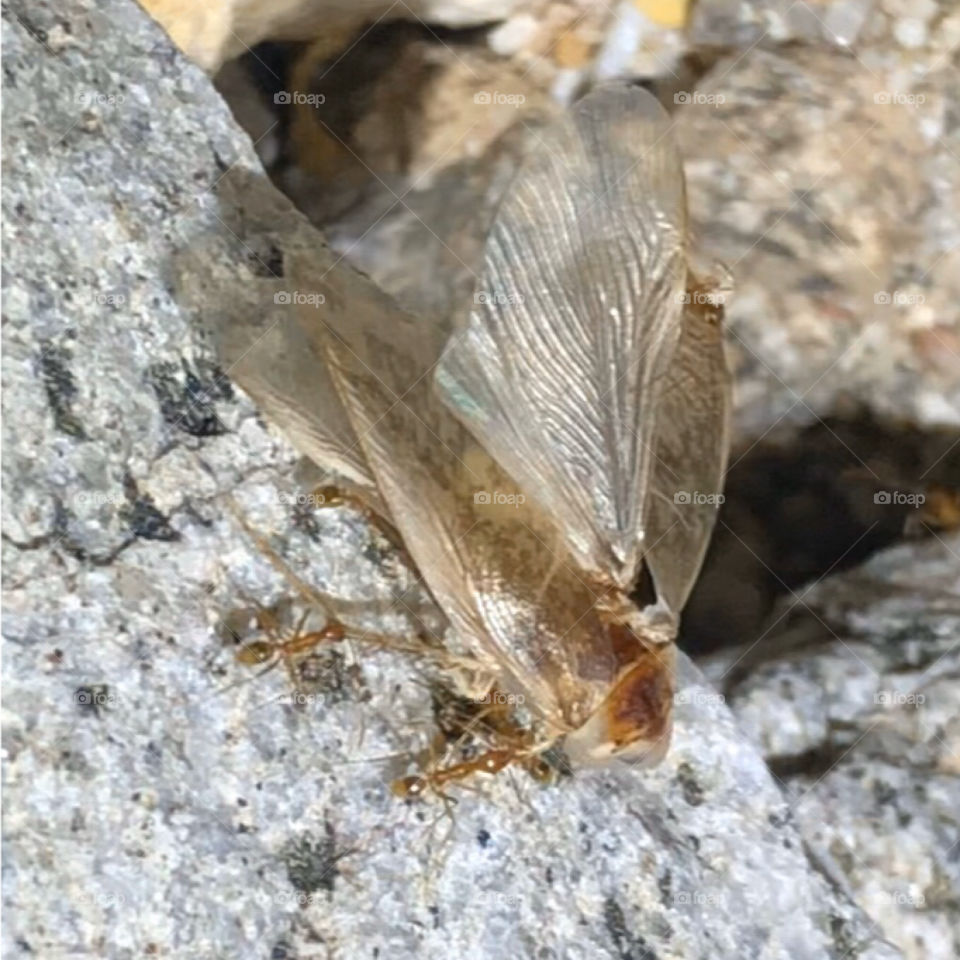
[643,294,731,616]
[209,270,383,510]
[435,83,687,590]
[291,256,635,735]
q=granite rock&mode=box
[702,533,960,960]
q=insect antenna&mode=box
[222,494,494,674]
[212,659,284,698]
[223,494,339,617]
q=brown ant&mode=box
[232,606,347,692]
[392,748,517,801]
[390,684,558,802]
[391,748,555,802]
[222,496,540,794]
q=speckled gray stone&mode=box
[702,534,960,960]
[1,1,906,959]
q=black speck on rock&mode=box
[603,898,658,960]
[249,243,284,278]
[147,358,233,437]
[657,869,672,905]
[477,829,491,848]
[767,808,792,829]
[872,779,897,806]
[125,497,178,541]
[15,10,48,44]
[283,824,343,898]
[290,498,322,541]
[121,478,179,541]
[38,342,87,438]
[828,914,862,957]
[675,762,705,806]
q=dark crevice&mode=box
[680,410,960,657]
[766,742,855,781]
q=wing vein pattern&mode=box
[436,85,688,589]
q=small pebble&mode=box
[553,31,594,69]
[823,0,872,47]
[488,14,538,57]
[893,17,928,49]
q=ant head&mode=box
[525,755,558,784]
[320,621,347,642]
[391,775,428,801]
[235,641,275,665]
[314,485,345,507]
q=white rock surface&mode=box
[703,534,960,960]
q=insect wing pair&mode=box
[219,84,730,772]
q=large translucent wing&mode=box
[176,225,381,506]
[643,298,731,616]
[435,83,687,590]
[214,310,380,500]
[291,258,634,733]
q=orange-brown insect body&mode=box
[216,85,731,796]
[229,609,350,696]
[392,749,517,800]
[235,621,345,667]
[605,647,674,750]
